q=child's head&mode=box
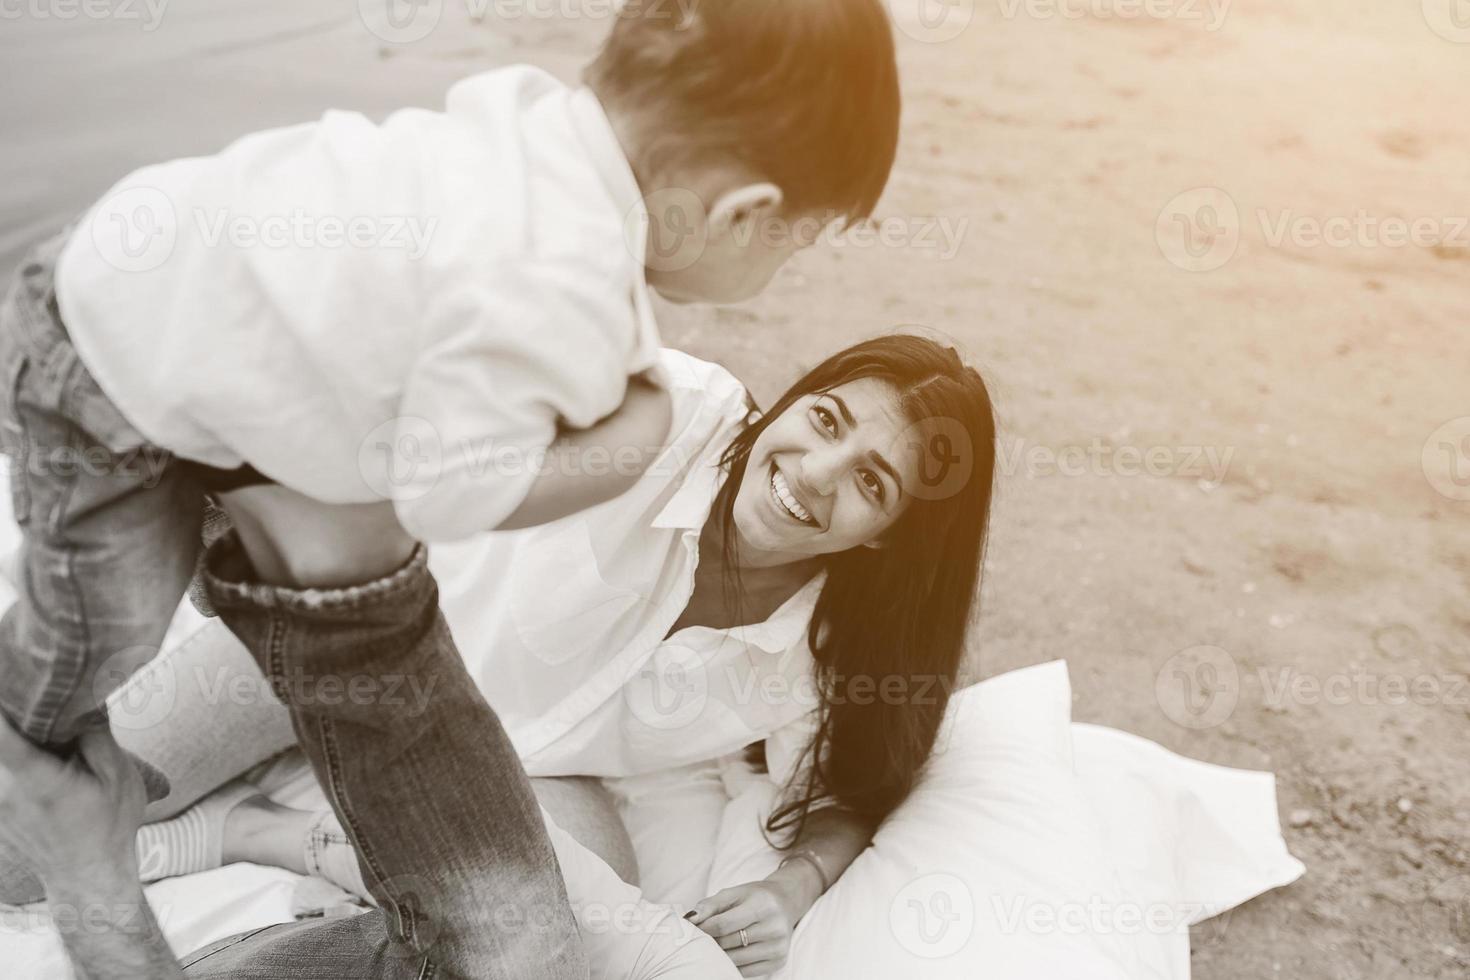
[586,0,900,305]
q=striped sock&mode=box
[135,780,261,882]
[136,808,212,881]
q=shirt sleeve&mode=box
[391,260,638,542]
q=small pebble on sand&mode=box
[1289,808,1314,827]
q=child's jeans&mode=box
[200,533,589,979]
[0,227,207,756]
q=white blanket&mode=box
[1,704,1303,978]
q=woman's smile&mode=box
[769,463,819,528]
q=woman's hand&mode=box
[688,866,823,978]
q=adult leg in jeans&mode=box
[201,489,587,980]
[182,805,737,980]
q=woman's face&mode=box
[731,378,923,563]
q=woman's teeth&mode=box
[770,467,815,526]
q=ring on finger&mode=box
[739,927,749,947]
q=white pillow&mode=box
[706,660,1164,980]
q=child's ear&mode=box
[707,183,783,236]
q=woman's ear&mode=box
[707,182,783,237]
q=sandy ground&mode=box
[2,2,1467,977]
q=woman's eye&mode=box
[860,469,884,501]
[814,406,838,434]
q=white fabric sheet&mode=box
[0,674,1304,978]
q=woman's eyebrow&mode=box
[827,392,857,427]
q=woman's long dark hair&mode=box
[715,334,998,843]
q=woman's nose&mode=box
[798,448,845,497]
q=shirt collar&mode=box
[567,86,662,372]
[651,452,727,531]
[733,571,827,655]
[650,427,827,655]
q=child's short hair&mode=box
[586,0,900,222]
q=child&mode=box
[0,0,900,975]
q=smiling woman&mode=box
[7,334,997,980]
[713,335,998,842]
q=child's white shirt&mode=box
[55,65,661,541]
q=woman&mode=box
[80,332,996,978]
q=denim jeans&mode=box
[200,531,589,979]
[180,913,430,979]
[0,228,203,775]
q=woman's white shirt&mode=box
[428,349,824,789]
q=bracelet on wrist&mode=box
[778,849,832,895]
